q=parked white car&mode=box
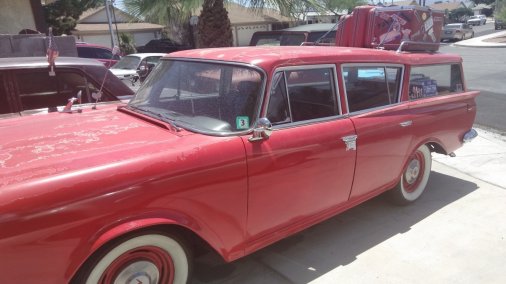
[110,53,165,88]
[467,15,486,26]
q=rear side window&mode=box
[0,74,11,114]
[267,66,339,124]
[77,47,95,58]
[409,64,464,100]
[94,48,113,59]
[342,65,402,112]
[78,47,119,60]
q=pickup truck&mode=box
[467,15,487,26]
[0,44,478,283]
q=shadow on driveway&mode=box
[192,170,478,284]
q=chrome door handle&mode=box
[399,120,413,127]
[342,135,358,151]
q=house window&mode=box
[342,65,402,112]
[409,64,464,100]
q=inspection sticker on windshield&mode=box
[236,116,250,129]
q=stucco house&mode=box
[214,2,296,46]
[0,0,46,34]
[72,6,165,48]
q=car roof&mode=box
[76,43,112,50]
[123,53,167,59]
[0,57,108,69]
[283,23,337,32]
[168,46,462,72]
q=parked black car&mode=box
[136,39,192,53]
[0,57,134,118]
[495,19,506,30]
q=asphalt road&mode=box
[440,24,506,134]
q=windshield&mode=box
[128,60,264,135]
[112,56,141,70]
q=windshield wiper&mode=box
[126,105,181,132]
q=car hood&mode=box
[0,105,189,188]
[110,68,137,77]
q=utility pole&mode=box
[105,0,116,48]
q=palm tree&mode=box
[197,0,233,47]
[124,0,362,48]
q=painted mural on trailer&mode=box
[371,8,444,48]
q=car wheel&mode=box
[387,144,431,205]
[76,232,192,284]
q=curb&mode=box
[453,30,506,48]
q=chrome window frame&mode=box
[407,63,465,101]
[132,58,267,137]
[265,64,343,130]
[340,63,404,115]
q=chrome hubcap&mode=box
[405,159,420,185]
[114,261,160,284]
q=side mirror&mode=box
[137,65,149,77]
[249,117,273,142]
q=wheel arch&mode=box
[396,139,445,182]
[69,219,220,283]
[426,141,448,155]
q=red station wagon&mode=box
[0,45,478,283]
[0,6,478,284]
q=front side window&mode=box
[266,66,339,124]
[342,65,402,112]
[409,64,463,100]
[16,70,115,111]
[129,60,264,134]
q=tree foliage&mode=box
[448,7,473,23]
[119,33,137,54]
[43,0,105,35]
[197,0,233,47]
[471,0,495,5]
[124,0,364,48]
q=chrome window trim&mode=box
[340,63,405,115]
[264,64,343,130]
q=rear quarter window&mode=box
[409,64,463,100]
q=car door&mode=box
[244,65,357,243]
[341,64,413,200]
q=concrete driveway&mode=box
[192,128,506,284]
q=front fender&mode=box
[90,217,179,251]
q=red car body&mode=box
[76,43,121,68]
[0,46,478,283]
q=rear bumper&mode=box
[463,128,478,143]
